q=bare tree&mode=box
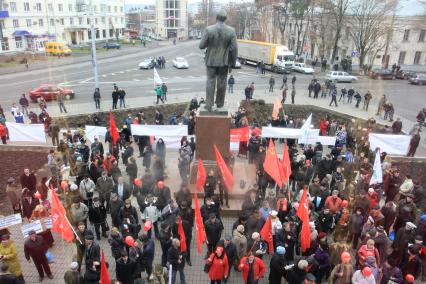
[290,0,312,55]
[311,1,334,59]
[348,0,390,68]
[330,0,350,63]
[274,0,290,44]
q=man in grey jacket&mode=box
[199,10,237,111]
[96,171,114,211]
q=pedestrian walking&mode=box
[249,82,255,99]
[281,74,288,90]
[161,83,168,101]
[291,85,296,104]
[245,85,251,101]
[19,94,29,116]
[407,130,420,157]
[354,92,362,108]
[112,86,119,110]
[313,81,321,99]
[88,197,108,241]
[291,75,296,85]
[363,91,372,111]
[339,88,347,103]
[58,91,68,113]
[119,89,126,108]
[24,230,53,281]
[384,101,394,121]
[238,252,266,284]
[260,61,266,75]
[347,87,354,103]
[155,85,164,104]
[116,250,138,284]
[205,246,229,284]
[281,87,287,104]
[93,88,101,109]
[269,76,275,92]
[308,80,314,97]
[329,89,338,107]
[167,238,186,284]
[228,75,235,94]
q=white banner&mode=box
[0,214,22,229]
[299,113,312,144]
[5,122,46,143]
[154,67,163,85]
[370,151,383,185]
[85,125,107,143]
[21,220,43,238]
[298,129,319,145]
[369,133,411,155]
[262,127,302,139]
[131,124,188,137]
[315,136,337,146]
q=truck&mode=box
[237,40,295,73]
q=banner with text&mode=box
[21,220,43,238]
[0,214,22,229]
[131,124,188,137]
[230,127,249,142]
[369,133,411,155]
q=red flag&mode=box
[149,136,155,145]
[260,215,274,254]
[178,219,187,252]
[100,250,110,284]
[296,187,311,252]
[263,139,283,188]
[282,143,292,184]
[109,111,119,146]
[230,127,249,142]
[50,188,74,242]
[193,193,206,253]
[196,158,207,192]
[214,145,234,192]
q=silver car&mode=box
[326,71,358,83]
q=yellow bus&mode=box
[44,42,72,56]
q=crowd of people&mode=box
[0,95,425,284]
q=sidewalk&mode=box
[0,41,169,75]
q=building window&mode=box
[101,17,105,23]
[50,18,54,27]
[121,17,123,23]
[23,2,30,11]
[108,6,111,12]
[70,17,73,25]
[79,17,83,25]
[88,30,91,39]
[36,3,42,11]
[1,38,10,51]
[12,19,19,27]
[38,19,43,26]
[68,4,72,11]
[48,3,53,11]
[58,4,63,11]
[403,29,410,41]
[87,18,90,25]
[10,2,17,12]
[60,18,64,25]
[95,18,98,24]
[414,51,421,64]
[102,30,106,38]
[114,6,117,12]
[0,20,5,29]
[419,30,425,42]
[398,51,406,65]
[15,37,23,48]
[120,6,123,12]
[26,19,32,27]
[94,5,97,11]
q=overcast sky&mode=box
[125,0,425,16]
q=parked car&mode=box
[293,62,315,74]
[29,84,75,102]
[138,58,155,69]
[409,74,426,85]
[396,70,417,80]
[233,59,242,69]
[172,57,189,69]
[103,42,121,50]
[196,35,202,39]
[326,71,358,83]
[369,68,395,80]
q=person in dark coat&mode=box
[108,227,124,260]
[245,208,265,238]
[314,243,331,283]
[119,199,139,227]
[113,177,132,201]
[122,143,134,166]
[381,201,397,235]
[24,230,52,281]
[88,197,108,240]
[153,181,171,211]
[217,235,237,281]
[109,193,124,228]
[372,226,389,266]
[277,222,297,262]
[269,246,287,284]
[139,233,155,278]
[0,263,24,284]
[167,238,186,284]
[391,222,416,266]
[21,189,39,219]
[347,207,365,249]
[20,168,37,194]
[380,258,403,284]
[171,215,192,265]
[285,259,308,284]
[64,261,83,284]
[158,223,172,267]
[204,170,217,198]
[204,214,224,254]
[401,245,422,279]
[84,232,100,271]
[83,260,100,284]
[116,250,138,284]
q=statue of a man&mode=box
[199,10,237,111]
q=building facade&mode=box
[155,0,188,39]
[126,6,155,36]
[0,0,125,54]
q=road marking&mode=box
[147,78,153,81]
[110,73,116,76]
[175,76,182,79]
[133,79,140,81]
[102,75,107,78]
[79,77,93,83]
[162,77,168,79]
[119,71,125,74]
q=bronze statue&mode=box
[199,10,238,111]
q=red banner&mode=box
[230,127,249,142]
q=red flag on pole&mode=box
[109,111,119,146]
[100,250,110,284]
[213,145,234,191]
[50,188,74,242]
[263,139,283,189]
[196,158,207,192]
[178,219,187,252]
[296,187,311,252]
[230,127,249,142]
[193,193,206,253]
[282,143,292,184]
[260,215,274,254]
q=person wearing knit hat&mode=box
[233,225,247,266]
[298,259,309,270]
[406,222,417,230]
[251,232,260,240]
[248,232,266,258]
[269,246,287,283]
[64,261,83,283]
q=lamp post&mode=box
[89,0,99,89]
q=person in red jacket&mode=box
[238,252,266,284]
[0,123,7,144]
[324,190,342,214]
[367,188,379,211]
[206,246,229,284]
[319,118,329,136]
[357,239,380,267]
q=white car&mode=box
[326,71,358,83]
[293,62,314,74]
[233,59,241,69]
[172,57,189,69]
[138,58,154,69]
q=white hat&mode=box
[270,210,278,217]
[252,232,260,240]
[70,184,78,191]
[368,188,374,194]
[406,222,417,229]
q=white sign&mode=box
[21,220,43,238]
[131,124,188,137]
[44,217,52,229]
[85,125,107,143]
[370,151,383,185]
[5,122,46,143]
[369,133,411,155]
[0,214,22,229]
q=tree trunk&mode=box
[331,27,341,64]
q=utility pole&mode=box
[89,0,99,89]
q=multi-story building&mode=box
[126,5,155,36]
[155,0,188,39]
[0,0,125,54]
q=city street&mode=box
[0,40,425,124]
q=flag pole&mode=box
[64,215,83,245]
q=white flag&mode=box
[299,113,312,144]
[369,151,383,185]
[153,67,163,85]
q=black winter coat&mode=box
[116,258,138,284]
[108,234,124,259]
[24,235,47,260]
[269,253,287,283]
[83,268,99,284]
[88,204,107,224]
[167,246,185,270]
[204,219,224,244]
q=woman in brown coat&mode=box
[6,177,22,215]
[30,204,54,248]
[329,252,354,284]
[21,188,39,220]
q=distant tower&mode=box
[156,0,188,39]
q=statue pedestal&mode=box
[190,115,231,184]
